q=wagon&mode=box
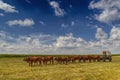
[101,51,112,62]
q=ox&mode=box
[42,56,54,65]
[55,56,70,65]
[23,56,42,66]
[80,55,92,62]
[91,55,101,62]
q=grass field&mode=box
[0,55,120,80]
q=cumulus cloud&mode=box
[0,31,14,41]
[39,21,45,26]
[49,1,65,17]
[108,27,120,49]
[95,28,108,40]
[61,21,75,28]
[110,26,120,40]
[25,0,31,4]
[71,21,75,26]
[61,23,69,28]
[0,13,4,16]
[7,18,35,27]
[54,33,86,48]
[69,5,72,8]
[0,0,18,13]
[0,31,56,54]
[94,27,120,50]
[1,26,120,54]
[89,0,120,24]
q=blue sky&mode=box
[0,0,120,54]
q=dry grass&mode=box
[0,56,120,80]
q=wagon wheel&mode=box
[109,58,112,62]
[103,57,106,62]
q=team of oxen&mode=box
[23,55,102,66]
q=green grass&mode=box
[0,55,120,80]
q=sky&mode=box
[0,0,120,54]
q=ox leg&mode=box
[30,62,33,67]
[45,61,47,64]
[43,61,45,64]
[39,61,41,66]
[34,62,35,66]
[44,60,47,65]
[52,60,54,64]
[49,61,51,64]
[68,60,70,64]
[44,61,46,64]
[89,59,91,63]
[29,62,32,67]
[79,59,80,62]
[93,59,95,62]
[97,59,100,62]
[33,62,34,66]
[50,60,53,64]
[63,61,64,64]
[79,59,82,62]
[29,62,31,66]
[34,62,36,66]
[65,61,67,65]
[83,59,86,63]
[72,59,74,63]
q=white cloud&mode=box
[96,9,119,24]
[0,31,13,40]
[0,13,4,16]
[69,5,72,8]
[108,27,120,49]
[89,0,120,24]
[0,31,56,54]
[71,21,75,26]
[95,27,108,40]
[54,33,86,48]
[39,21,45,26]
[54,27,120,54]
[7,18,35,27]
[61,21,75,28]
[61,23,68,28]
[0,0,18,13]
[110,26,120,40]
[49,1,65,17]
[25,0,31,4]
[1,26,120,54]
[94,27,120,50]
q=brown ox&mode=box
[55,57,69,65]
[42,56,54,64]
[80,55,92,62]
[70,56,82,63]
[23,56,42,66]
[91,55,101,62]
